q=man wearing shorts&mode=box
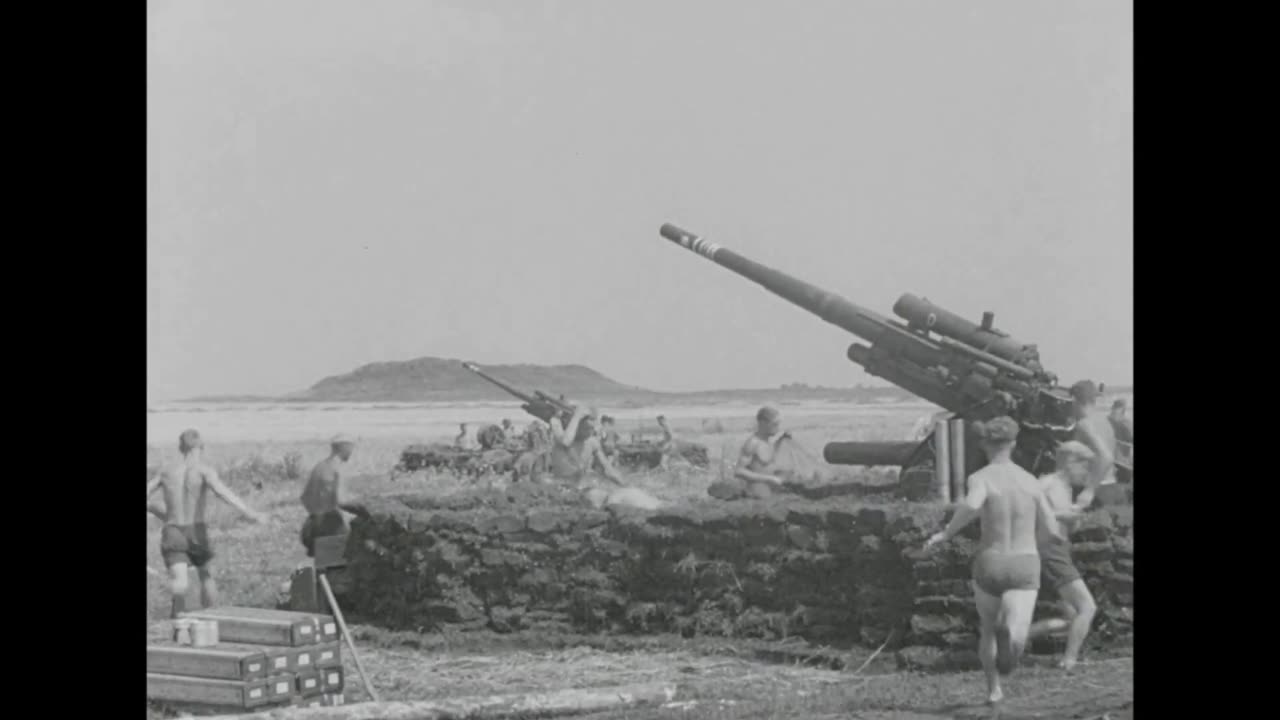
[146,429,268,618]
[1029,441,1099,669]
[925,416,1064,704]
[300,434,368,559]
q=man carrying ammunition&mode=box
[146,429,268,618]
[1067,381,1117,508]
[733,406,786,497]
[1028,441,1099,670]
[300,434,368,560]
[924,417,1063,705]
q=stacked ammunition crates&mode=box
[147,607,346,713]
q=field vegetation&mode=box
[146,413,1132,719]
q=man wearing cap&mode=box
[146,429,269,618]
[925,416,1063,704]
[732,406,787,498]
[300,435,368,560]
[1068,381,1117,508]
[1028,441,1099,670]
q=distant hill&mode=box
[287,357,660,403]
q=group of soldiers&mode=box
[148,381,1126,703]
[921,379,1128,703]
[453,411,681,482]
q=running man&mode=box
[300,434,368,559]
[1028,441,1099,669]
[924,416,1064,704]
[146,429,268,618]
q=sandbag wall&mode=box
[339,487,1133,654]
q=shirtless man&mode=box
[598,415,620,462]
[1028,441,1098,670]
[300,435,368,559]
[656,415,675,470]
[549,407,623,486]
[455,423,477,450]
[501,418,521,446]
[1108,400,1133,484]
[734,406,786,497]
[146,429,268,618]
[1067,381,1116,508]
[514,419,552,482]
[924,416,1063,704]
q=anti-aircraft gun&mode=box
[462,362,577,425]
[462,362,711,471]
[657,223,1085,484]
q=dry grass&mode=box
[146,410,1133,719]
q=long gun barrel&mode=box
[658,224,1053,414]
[658,222,1080,479]
[461,362,575,423]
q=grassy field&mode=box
[146,413,1132,719]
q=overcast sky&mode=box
[147,0,1132,404]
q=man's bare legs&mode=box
[974,583,1039,703]
[168,562,190,619]
[197,565,219,610]
[1029,580,1097,669]
[973,583,1003,703]
[999,589,1039,676]
[1057,580,1096,668]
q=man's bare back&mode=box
[968,463,1053,557]
[299,437,365,558]
[156,461,218,527]
[146,429,264,617]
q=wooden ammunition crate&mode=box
[192,606,340,644]
[180,610,320,646]
[319,664,344,693]
[313,533,349,569]
[146,644,270,681]
[231,640,336,674]
[147,673,273,709]
[294,668,323,697]
[264,672,297,701]
[311,641,342,668]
